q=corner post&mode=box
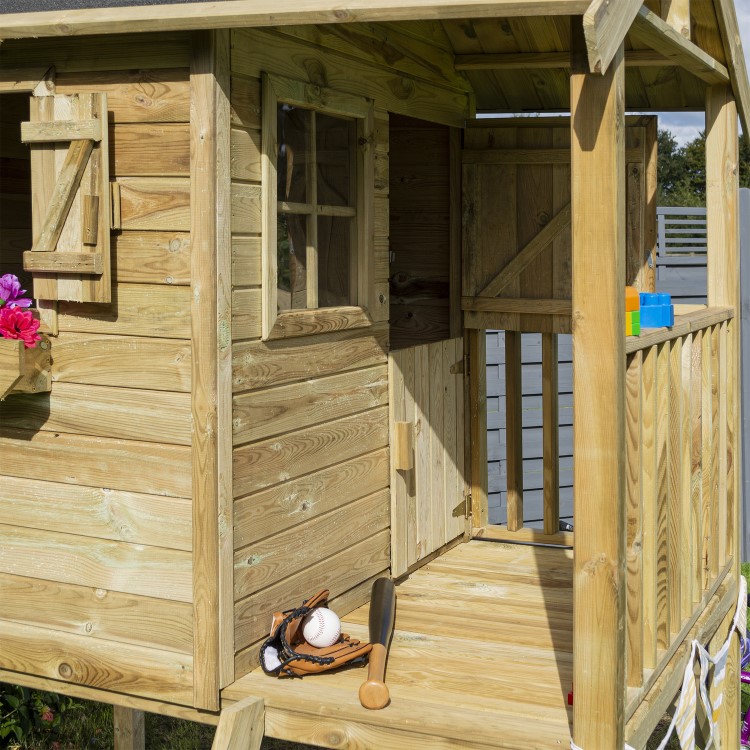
[570,20,627,749]
[705,83,740,748]
[190,28,234,710]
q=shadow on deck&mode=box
[224,540,573,750]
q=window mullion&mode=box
[306,111,318,310]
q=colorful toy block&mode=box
[625,286,639,312]
[640,292,674,328]
[626,310,640,336]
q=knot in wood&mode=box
[304,60,327,88]
[537,210,551,227]
[58,663,73,679]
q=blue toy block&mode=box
[639,292,674,328]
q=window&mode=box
[262,74,374,340]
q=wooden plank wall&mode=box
[0,34,196,705]
[229,24,469,680]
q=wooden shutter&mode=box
[22,92,111,303]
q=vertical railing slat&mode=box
[505,330,524,531]
[710,324,720,579]
[701,328,713,590]
[542,333,560,535]
[691,329,704,602]
[641,344,658,669]
[680,333,693,620]
[655,341,670,648]
[668,336,683,635]
[626,351,644,686]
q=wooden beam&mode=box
[542,333,560,536]
[455,49,674,71]
[0,66,54,93]
[505,331,524,532]
[0,0,590,39]
[0,340,24,401]
[706,83,741,749]
[468,329,488,530]
[711,0,750,139]
[21,119,102,143]
[113,706,145,750]
[478,203,571,298]
[23,251,103,275]
[571,22,626,749]
[630,6,730,85]
[190,28,233,711]
[211,696,264,750]
[462,297,572,316]
[583,0,643,74]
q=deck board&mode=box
[224,540,573,749]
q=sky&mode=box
[660,0,750,144]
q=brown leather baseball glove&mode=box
[260,589,372,677]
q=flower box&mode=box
[0,334,51,401]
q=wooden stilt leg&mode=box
[212,696,264,750]
[113,706,145,750]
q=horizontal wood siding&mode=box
[0,38,196,706]
[229,23,470,679]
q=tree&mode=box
[657,129,750,206]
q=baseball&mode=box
[301,607,341,648]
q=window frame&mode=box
[261,72,375,341]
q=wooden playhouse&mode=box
[0,0,748,747]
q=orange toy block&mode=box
[625,286,640,312]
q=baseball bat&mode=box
[359,577,396,710]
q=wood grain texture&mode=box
[51,332,191,392]
[233,529,390,653]
[233,406,388,498]
[625,351,643,687]
[655,342,670,647]
[110,124,190,177]
[570,34,626,750]
[0,524,192,602]
[0,619,193,705]
[234,447,389,548]
[0,573,192,654]
[234,489,389,598]
[116,177,190,231]
[114,706,145,750]
[0,475,191,550]
[231,236,261,287]
[56,69,190,123]
[113,231,191,285]
[232,325,388,392]
[59,283,191,338]
[211,696,264,750]
[191,28,233,706]
[232,28,470,128]
[505,331,523,530]
[0,427,191,497]
[0,383,191,446]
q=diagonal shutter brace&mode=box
[571,576,748,750]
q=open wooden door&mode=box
[389,338,467,577]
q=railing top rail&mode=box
[657,206,708,217]
[625,306,734,355]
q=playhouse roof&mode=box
[1,0,748,133]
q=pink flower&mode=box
[41,709,55,723]
[0,306,41,348]
[0,274,32,308]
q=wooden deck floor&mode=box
[224,540,574,750]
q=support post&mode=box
[705,82,740,749]
[212,697,264,750]
[570,21,627,749]
[190,29,234,710]
[113,706,145,750]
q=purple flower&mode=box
[0,274,32,308]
